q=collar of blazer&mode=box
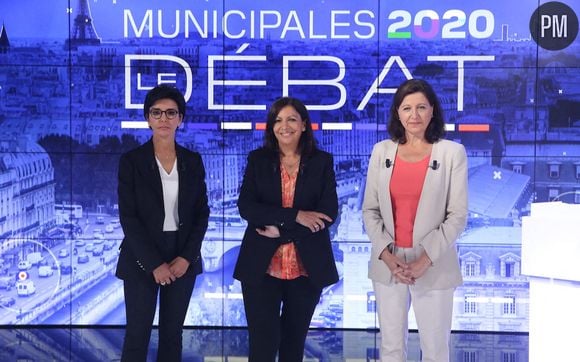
[142,139,189,204]
[385,139,442,166]
[260,147,322,209]
[379,139,448,241]
[264,146,316,175]
[381,138,444,208]
[144,138,188,172]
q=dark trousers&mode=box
[120,232,197,362]
[242,275,322,362]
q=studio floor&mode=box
[0,327,528,361]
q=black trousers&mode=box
[120,231,197,362]
[242,275,322,362]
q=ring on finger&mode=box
[160,282,166,286]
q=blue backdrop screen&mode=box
[0,0,579,332]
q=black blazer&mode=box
[234,147,339,289]
[115,139,209,280]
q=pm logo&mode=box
[530,1,578,50]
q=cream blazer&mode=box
[362,139,468,289]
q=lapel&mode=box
[142,139,164,205]
[292,153,309,207]
[266,151,284,206]
[380,141,398,205]
[380,140,441,236]
[176,145,188,215]
[414,140,441,235]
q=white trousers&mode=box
[373,277,454,362]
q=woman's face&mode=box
[273,105,306,150]
[397,92,433,140]
[147,98,182,139]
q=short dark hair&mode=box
[143,85,186,119]
[388,78,445,144]
[263,97,317,155]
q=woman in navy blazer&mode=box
[234,97,339,361]
[363,79,468,362]
[116,85,209,362]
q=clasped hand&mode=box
[389,260,415,285]
[152,256,190,286]
[295,210,332,233]
[255,225,281,238]
[255,210,333,238]
[381,250,432,285]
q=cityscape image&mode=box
[0,1,578,355]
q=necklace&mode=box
[155,152,176,174]
[155,148,176,160]
[281,156,300,174]
[156,153,175,162]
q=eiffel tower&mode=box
[66,0,101,48]
[0,23,10,54]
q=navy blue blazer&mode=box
[234,147,339,289]
[115,139,209,280]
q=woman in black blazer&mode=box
[234,97,339,362]
[116,85,209,362]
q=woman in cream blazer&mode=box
[363,79,468,362]
[364,138,467,289]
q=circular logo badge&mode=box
[530,1,579,50]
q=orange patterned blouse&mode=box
[266,163,308,279]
